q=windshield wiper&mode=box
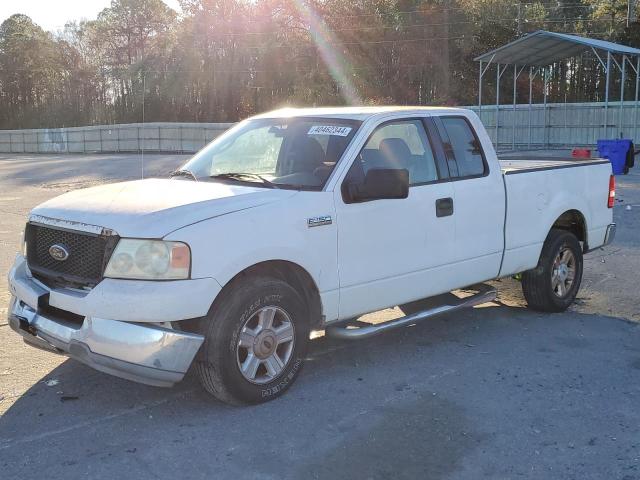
[170,169,198,181]
[210,172,279,188]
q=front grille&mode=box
[25,223,118,287]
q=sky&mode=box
[0,0,182,32]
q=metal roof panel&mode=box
[475,30,640,66]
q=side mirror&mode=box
[344,168,409,203]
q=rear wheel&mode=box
[521,229,583,312]
[195,276,309,405]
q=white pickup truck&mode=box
[7,107,616,404]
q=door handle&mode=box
[435,197,454,217]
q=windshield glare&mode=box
[181,117,361,190]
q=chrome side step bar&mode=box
[325,284,497,340]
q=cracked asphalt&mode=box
[0,152,639,479]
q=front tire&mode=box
[521,229,583,312]
[195,276,309,405]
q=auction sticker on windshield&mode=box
[308,125,352,136]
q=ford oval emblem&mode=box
[49,244,70,261]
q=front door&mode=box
[333,118,457,320]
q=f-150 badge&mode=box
[307,215,332,228]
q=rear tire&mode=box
[195,276,309,405]
[521,229,583,312]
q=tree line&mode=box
[1,0,639,129]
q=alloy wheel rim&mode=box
[236,306,295,384]
[551,246,576,298]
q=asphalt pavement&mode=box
[0,152,639,480]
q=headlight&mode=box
[104,239,190,280]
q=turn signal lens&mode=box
[608,175,615,208]
[171,244,190,269]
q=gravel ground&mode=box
[0,152,639,480]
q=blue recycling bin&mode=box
[597,139,632,175]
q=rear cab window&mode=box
[435,116,488,179]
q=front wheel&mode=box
[521,229,583,312]
[195,276,309,405]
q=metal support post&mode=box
[496,64,501,147]
[495,63,507,149]
[511,65,526,150]
[513,64,517,150]
[635,56,640,140]
[621,55,627,137]
[564,94,568,146]
[543,67,548,148]
[478,55,494,129]
[478,61,483,114]
[605,51,611,138]
[528,66,534,149]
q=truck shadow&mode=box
[1,303,639,479]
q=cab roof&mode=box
[250,106,470,122]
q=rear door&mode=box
[431,114,505,284]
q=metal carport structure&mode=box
[475,30,640,149]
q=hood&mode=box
[31,179,297,238]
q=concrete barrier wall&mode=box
[0,122,233,154]
[1,101,638,154]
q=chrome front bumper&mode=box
[8,297,204,387]
[7,257,205,387]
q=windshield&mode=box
[180,117,361,190]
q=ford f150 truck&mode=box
[7,107,616,404]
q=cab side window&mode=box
[440,117,486,177]
[348,120,439,187]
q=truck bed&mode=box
[498,157,610,175]
[497,153,613,277]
